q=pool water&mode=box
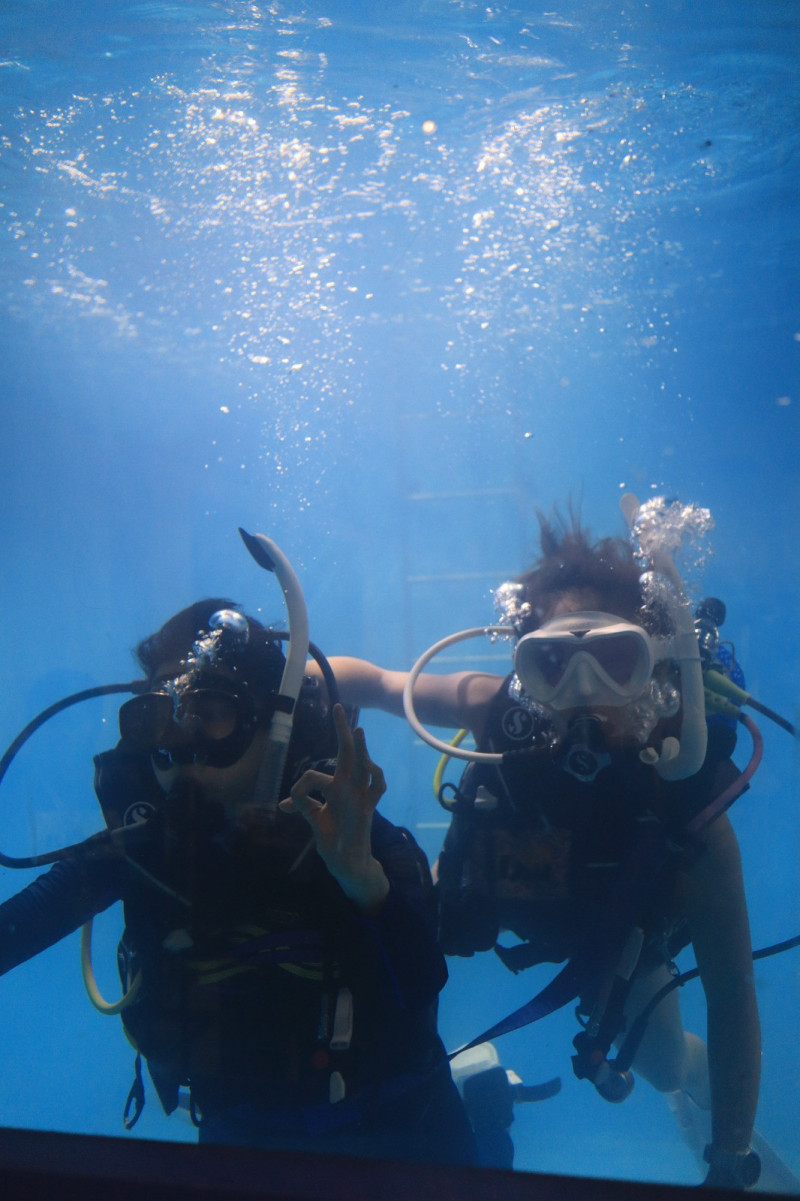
[0,0,798,1189]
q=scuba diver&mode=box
[315,495,798,1190]
[0,530,477,1166]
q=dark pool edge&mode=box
[0,1125,785,1201]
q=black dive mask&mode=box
[119,687,267,769]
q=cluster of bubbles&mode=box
[166,609,250,699]
[615,675,681,745]
[632,496,714,627]
[505,671,553,729]
[2,3,789,520]
[491,579,530,637]
[2,4,774,392]
[630,497,714,738]
[632,497,714,570]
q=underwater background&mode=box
[0,0,798,1188]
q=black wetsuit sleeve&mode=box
[0,856,122,976]
[340,814,447,1010]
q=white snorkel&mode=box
[239,528,310,813]
[620,494,707,780]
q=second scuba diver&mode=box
[317,496,768,1189]
[0,532,477,1165]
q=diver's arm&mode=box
[0,856,121,976]
[282,706,444,1014]
[680,813,761,1155]
[319,655,500,733]
[328,809,449,1010]
[358,820,449,1009]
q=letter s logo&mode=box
[123,802,155,827]
[501,706,534,742]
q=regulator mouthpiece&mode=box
[557,715,612,783]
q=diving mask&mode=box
[514,612,656,711]
[119,608,270,769]
[118,685,266,769]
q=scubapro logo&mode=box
[123,802,155,827]
[501,706,535,742]
[567,749,597,780]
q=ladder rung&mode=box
[408,488,521,502]
[407,571,513,583]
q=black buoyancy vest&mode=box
[92,744,357,1118]
[436,678,736,970]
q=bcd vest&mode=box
[436,678,741,973]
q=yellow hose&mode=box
[433,729,469,802]
[81,919,142,1015]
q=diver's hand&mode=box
[279,704,390,915]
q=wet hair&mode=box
[514,509,645,635]
[135,598,286,697]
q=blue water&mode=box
[1,0,798,1188]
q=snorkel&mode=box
[238,528,310,816]
[620,494,707,781]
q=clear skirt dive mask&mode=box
[513,611,656,710]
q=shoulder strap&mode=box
[93,743,164,831]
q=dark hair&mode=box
[514,509,645,634]
[135,599,286,696]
